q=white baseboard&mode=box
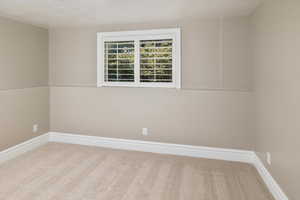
[252,154,289,200]
[48,132,254,163]
[0,131,288,200]
[0,133,49,164]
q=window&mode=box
[97,29,181,88]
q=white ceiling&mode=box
[0,0,262,28]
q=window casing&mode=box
[97,29,181,88]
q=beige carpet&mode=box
[0,143,274,200]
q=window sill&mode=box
[98,82,180,89]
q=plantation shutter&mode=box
[140,39,173,83]
[98,28,181,88]
[104,41,135,82]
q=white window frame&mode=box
[97,28,181,89]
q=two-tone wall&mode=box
[49,17,254,150]
[252,0,300,199]
[1,3,298,198]
[0,17,49,151]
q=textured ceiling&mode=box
[0,0,262,28]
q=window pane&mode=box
[140,39,172,83]
[104,41,135,82]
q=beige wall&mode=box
[0,17,49,151]
[49,18,252,90]
[49,17,254,150]
[0,88,49,150]
[252,0,300,199]
[0,17,48,90]
[51,87,253,149]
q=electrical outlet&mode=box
[266,152,271,165]
[33,124,38,133]
[142,128,148,136]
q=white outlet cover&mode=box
[142,128,148,136]
[266,152,271,165]
[33,124,38,133]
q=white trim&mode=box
[99,28,181,38]
[175,28,181,89]
[252,154,289,200]
[97,28,181,89]
[48,132,253,163]
[134,40,140,84]
[100,82,176,88]
[97,33,103,87]
[0,133,49,164]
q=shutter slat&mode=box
[140,46,172,49]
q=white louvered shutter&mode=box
[98,28,181,88]
[140,39,173,83]
[104,41,135,82]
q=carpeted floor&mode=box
[0,143,274,200]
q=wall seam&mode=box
[219,17,224,89]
